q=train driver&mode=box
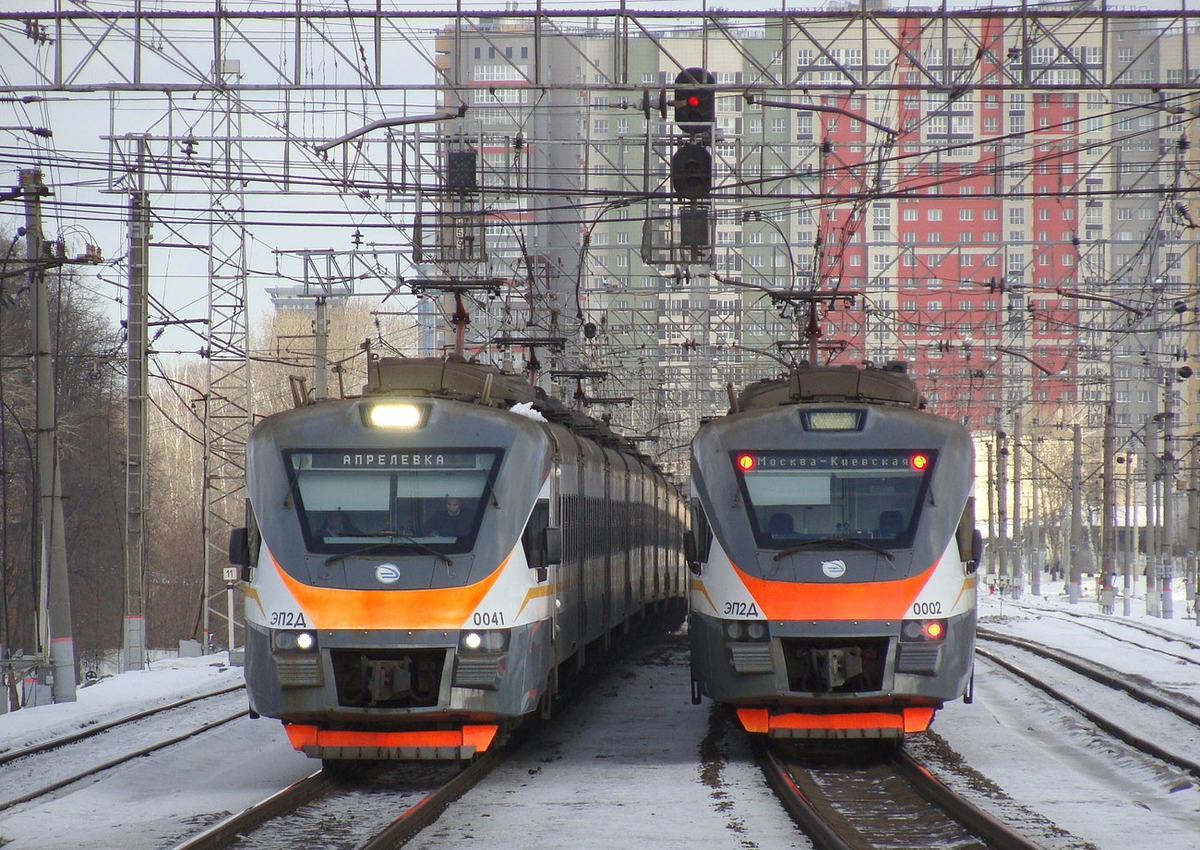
[425,496,473,537]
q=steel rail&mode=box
[759,739,1042,850]
[170,770,334,850]
[0,683,244,767]
[975,642,1200,779]
[977,630,1200,726]
[0,708,247,814]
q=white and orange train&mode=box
[230,357,687,762]
[686,363,981,742]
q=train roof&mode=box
[731,362,925,413]
[363,356,666,476]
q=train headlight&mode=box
[900,619,947,642]
[273,630,318,652]
[459,630,509,653]
[364,402,426,429]
[802,410,863,431]
[724,620,769,642]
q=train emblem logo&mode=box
[374,564,401,584]
[821,559,847,578]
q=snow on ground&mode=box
[0,654,242,754]
[929,577,1200,850]
[0,578,1197,849]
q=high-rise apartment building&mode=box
[431,9,1199,472]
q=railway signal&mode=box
[670,143,712,200]
[674,67,715,134]
[670,67,716,252]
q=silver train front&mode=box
[235,373,687,760]
[686,366,981,739]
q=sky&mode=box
[0,576,1197,849]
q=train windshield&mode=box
[732,449,935,550]
[284,448,503,554]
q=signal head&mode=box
[674,67,716,133]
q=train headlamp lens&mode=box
[368,403,423,428]
[901,619,947,642]
[736,454,756,471]
[460,630,509,653]
[273,630,318,652]
[805,410,862,431]
[725,620,768,641]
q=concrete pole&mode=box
[23,168,77,703]
[1123,454,1134,616]
[1068,424,1083,604]
[1012,413,1024,599]
[1162,379,1175,619]
[1145,420,1160,616]
[1030,436,1041,597]
[997,429,1009,591]
[1191,441,1200,626]
[314,295,329,400]
[123,183,150,672]
[1100,399,1116,613]
[986,441,996,579]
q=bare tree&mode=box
[0,244,126,659]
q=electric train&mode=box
[686,362,981,741]
[230,356,687,761]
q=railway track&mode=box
[0,686,247,814]
[975,633,1200,780]
[172,753,500,850]
[760,739,1041,849]
[995,605,1200,666]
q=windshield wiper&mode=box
[772,537,895,563]
[323,532,453,567]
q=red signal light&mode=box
[736,454,756,471]
[687,95,702,108]
[910,453,929,470]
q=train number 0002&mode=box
[911,601,942,616]
[723,601,759,617]
[472,611,505,626]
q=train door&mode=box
[602,452,613,646]
[575,434,589,668]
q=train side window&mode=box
[957,496,982,573]
[687,498,712,573]
[523,499,556,580]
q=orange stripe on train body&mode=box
[273,552,507,631]
[731,560,936,621]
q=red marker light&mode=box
[925,621,944,639]
[687,95,702,108]
[910,453,929,470]
[736,454,756,471]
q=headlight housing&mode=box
[900,619,947,642]
[272,630,318,652]
[362,402,428,428]
[459,630,509,653]
[724,620,769,642]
